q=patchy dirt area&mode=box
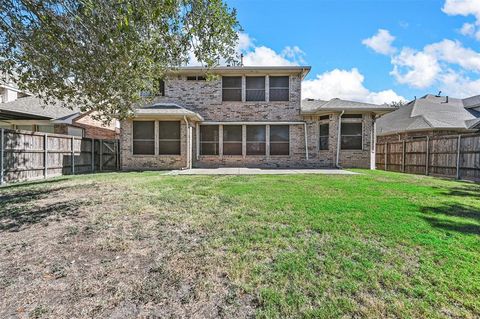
[0,177,255,318]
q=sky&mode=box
[223,0,480,104]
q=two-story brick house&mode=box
[120,66,395,170]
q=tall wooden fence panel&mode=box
[376,133,480,182]
[0,129,119,185]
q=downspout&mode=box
[304,122,309,160]
[335,110,345,168]
[183,116,190,170]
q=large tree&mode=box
[0,0,240,119]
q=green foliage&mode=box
[0,0,240,119]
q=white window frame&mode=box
[340,116,363,151]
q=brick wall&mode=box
[120,73,375,170]
[73,112,118,139]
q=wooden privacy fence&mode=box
[0,128,119,185]
[376,133,480,182]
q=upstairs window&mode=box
[200,125,219,155]
[246,76,265,102]
[269,125,289,155]
[222,76,242,101]
[159,121,181,155]
[246,125,266,155]
[186,75,206,81]
[223,125,242,155]
[269,76,289,101]
[341,122,363,150]
[133,121,155,155]
[342,114,362,119]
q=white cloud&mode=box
[460,22,476,35]
[440,70,480,97]
[362,29,397,55]
[442,0,480,23]
[424,39,480,72]
[390,48,441,88]
[302,68,405,104]
[242,46,299,66]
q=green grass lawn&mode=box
[0,170,479,318]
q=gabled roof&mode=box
[301,98,396,114]
[462,95,480,109]
[0,97,80,121]
[134,103,203,121]
[377,94,480,136]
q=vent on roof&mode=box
[307,98,315,101]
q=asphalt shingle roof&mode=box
[301,98,395,114]
[377,94,480,135]
[0,97,80,120]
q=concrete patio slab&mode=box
[166,168,359,175]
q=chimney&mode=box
[240,53,244,67]
[446,96,449,103]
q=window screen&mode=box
[246,125,266,155]
[319,123,329,150]
[200,125,219,155]
[133,121,155,155]
[37,125,55,133]
[269,125,289,155]
[158,79,165,96]
[159,121,180,155]
[222,76,242,101]
[246,76,265,101]
[223,125,242,155]
[341,122,362,150]
[269,76,289,101]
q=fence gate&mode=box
[96,139,119,172]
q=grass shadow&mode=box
[421,203,480,235]
[0,186,84,232]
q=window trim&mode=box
[246,125,267,156]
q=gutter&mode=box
[335,110,345,168]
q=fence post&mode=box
[456,135,462,180]
[116,139,120,170]
[402,140,406,172]
[99,139,103,171]
[71,136,75,175]
[425,136,430,176]
[384,142,388,171]
[91,138,95,173]
[0,128,4,185]
[44,133,48,179]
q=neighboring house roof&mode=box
[135,103,204,121]
[462,95,480,109]
[377,94,480,136]
[172,66,312,79]
[0,97,80,121]
[301,98,396,114]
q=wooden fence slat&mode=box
[0,128,4,185]
[377,133,480,182]
[0,129,118,185]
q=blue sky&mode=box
[225,0,480,104]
